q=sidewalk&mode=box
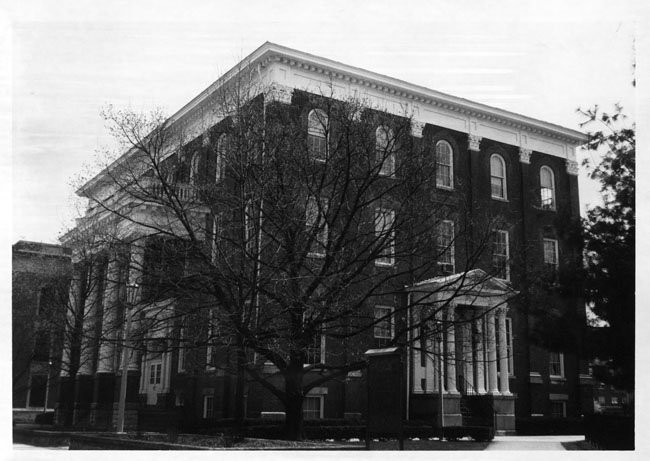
[486,435,586,450]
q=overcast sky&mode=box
[4,0,643,245]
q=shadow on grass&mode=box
[562,440,598,450]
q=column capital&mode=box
[411,120,424,138]
[519,147,532,164]
[265,83,293,106]
[468,134,482,152]
[566,159,579,176]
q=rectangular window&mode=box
[203,395,214,419]
[543,238,559,273]
[492,230,510,280]
[549,351,564,377]
[303,396,323,420]
[306,197,328,257]
[437,220,455,274]
[375,208,395,266]
[611,396,619,405]
[149,363,161,385]
[308,134,327,161]
[244,201,255,254]
[373,305,394,339]
[206,309,217,370]
[550,401,566,418]
[178,327,186,373]
[305,334,325,365]
[211,213,222,264]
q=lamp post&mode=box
[42,359,53,413]
[436,328,444,439]
[116,283,139,433]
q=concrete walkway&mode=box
[486,435,585,450]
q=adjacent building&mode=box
[55,43,592,432]
[13,241,71,414]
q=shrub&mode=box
[34,412,54,425]
[515,417,583,435]
[583,414,633,450]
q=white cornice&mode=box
[77,42,588,197]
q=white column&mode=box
[78,260,103,376]
[474,316,486,394]
[486,310,499,394]
[445,305,458,394]
[59,265,84,377]
[462,320,474,393]
[497,308,511,395]
[96,254,121,373]
[126,241,145,371]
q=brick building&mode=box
[13,241,71,414]
[56,43,592,433]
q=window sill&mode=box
[491,196,509,203]
[375,261,395,268]
[435,185,454,192]
[550,375,566,383]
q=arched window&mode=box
[308,109,328,161]
[435,140,453,189]
[490,154,507,199]
[540,166,556,210]
[190,152,200,184]
[376,126,395,176]
[215,134,227,181]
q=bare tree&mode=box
[70,74,520,439]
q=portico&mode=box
[407,269,517,431]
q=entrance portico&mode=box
[406,269,517,432]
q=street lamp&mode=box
[436,327,444,440]
[42,359,53,414]
[116,282,139,433]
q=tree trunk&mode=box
[233,337,247,433]
[283,365,304,441]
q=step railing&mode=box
[457,375,497,429]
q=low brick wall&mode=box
[69,434,208,450]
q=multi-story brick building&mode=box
[13,241,71,416]
[56,43,592,433]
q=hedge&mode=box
[515,417,583,435]
[583,414,633,450]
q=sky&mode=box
[3,0,643,246]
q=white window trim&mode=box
[490,154,508,200]
[304,334,326,367]
[306,196,328,258]
[308,109,328,162]
[376,126,395,176]
[373,305,395,339]
[203,394,214,419]
[540,166,556,210]
[549,351,565,379]
[215,134,227,182]
[206,309,216,371]
[190,152,200,185]
[543,238,559,272]
[435,140,454,190]
[303,395,324,419]
[437,220,455,273]
[375,208,395,267]
[177,327,186,373]
[494,230,510,281]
